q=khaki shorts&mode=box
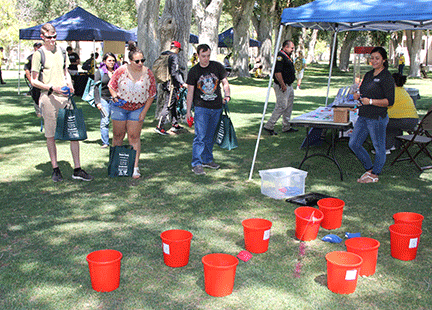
[40,93,69,138]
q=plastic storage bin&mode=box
[259,167,308,199]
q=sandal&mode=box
[132,167,141,179]
[357,171,378,183]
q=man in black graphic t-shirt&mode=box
[186,44,231,175]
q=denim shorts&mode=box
[111,105,144,121]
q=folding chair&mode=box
[390,108,432,170]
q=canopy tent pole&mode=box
[325,30,338,106]
[248,24,284,181]
[18,40,21,95]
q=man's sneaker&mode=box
[155,126,168,135]
[202,161,220,169]
[192,165,206,175]
[72,168,94,181]
[371,149,391,155]
[263,127,278,135]
[52,168,63,182]
[171,124,183,132]
[282,127,299,133]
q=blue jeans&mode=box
[192,106,222,167]
[100,98,112,145]
[349,115,389,175]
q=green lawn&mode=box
[0,65,431,310]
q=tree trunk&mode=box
[329,32,338,68]
[297,28,307,55]
[390,31,403,67]
[193,0,224,60]
[135,0,161,67]
[339,32,359,72]
[306,29,318,64]
[406,30,423,77]
[230,0,255,77]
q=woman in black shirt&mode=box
[350,47,395,183]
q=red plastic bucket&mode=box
[326,251,363,294]
[160,229,193,268]
[389,224,422,261]
[294,207,324,241]
[202,253,239,297]
[393,212,424,229]
[317,198,345,230]
[242,218,272,253]
[86,249,123,292]
[345,237,380,276]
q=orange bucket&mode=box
[160,229,193,268]
[389,224,422,261]
[317,198,345,230]
[86,249,123,292]
[294,207,324,241]
[345,237,380,276]
[393,212,424,229]
[242,218,272,253]
[202,253,239,297]
[326,251,363,294]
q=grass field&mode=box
[0,65,431,310]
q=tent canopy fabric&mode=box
[218,28,261,48]
[281,0,432,32]
[19,7,134,41]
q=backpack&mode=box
[82,58,92,71]
[294,57,304,72]
[37,47,67,81]
[82,68,103,107]
[152,54,171,83]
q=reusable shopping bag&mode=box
[214,103,238,150]
[108,145,136,177]
[54,96,88,141]
[81,69,103,107]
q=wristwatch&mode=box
[370,98,373,105]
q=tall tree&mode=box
[193,0,224,60]
[306,29,319,63]
[339,31,360,72]
[405,30,423,77]
[225,0,255,77]
[389,31,403,67]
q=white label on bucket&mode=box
[345,269,357,281]
[409,238,418,249]
[163,243,170,255]
[263,229,271,240]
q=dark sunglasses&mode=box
[134,58,145,64]
[44,34,57,39]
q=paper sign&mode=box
[263,229,271,240]
[345,269,357,280]
[409,238,418,249]
[163,243,170,255]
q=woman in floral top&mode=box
[108,44,156,178]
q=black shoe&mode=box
[52,168,63,182]
[0,82,6,85]
[282,128,298,133]
[263,127,278,135]
[72,168,94,181]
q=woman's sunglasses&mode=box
[44,34,57,39]
[134,58,145,64]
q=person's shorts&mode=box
[40,93,69,138]
[296,70,304,80]
[111,105,144,121]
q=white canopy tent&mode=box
[249,0,432,180]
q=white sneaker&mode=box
[132,167,141,179]
[371,149,391,155]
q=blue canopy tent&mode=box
[218,28,261,48]
[250,0,432,179]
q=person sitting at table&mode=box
[350,46,395,184]
[384,73,418,153]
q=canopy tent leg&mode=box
[18,40,21,95]
[248,24,284,181]
[325,30,338,106]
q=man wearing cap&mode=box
[155,41,188,135]
[24,42,43,116]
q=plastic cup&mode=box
[345,237,380,276]
[389,224,422,261]
[160,229,193,268]
[202,253,239,297]
[86,249,123,292]
[294,207,324,241]
[242,218,272,253]
[317,198,345,230]
[393,212,424,229]
[326,251,363,294]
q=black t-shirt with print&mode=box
[274,50,295,86]
[186,61,227,109]
[68,52,79,71]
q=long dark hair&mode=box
[392,73,407,87]
[371,46,389,69]
[99,52,119,73]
